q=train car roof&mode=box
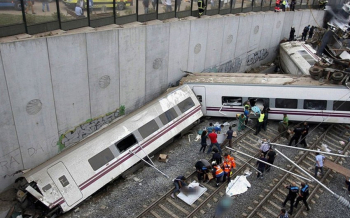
[179,73,346,88]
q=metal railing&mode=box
[0,0,343,38]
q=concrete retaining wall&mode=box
[0,9,324,193]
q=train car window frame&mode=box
[159,108,178,125]
[248,97,270,108]
[88,148,115,171]
[177,97,195,113]
[275,98,298,109]
[333,101,350,111]
[222,96,242,106]
[303,99,327,110]
[58,175,70,187]
[42,184,52,192]
[138,119,160,139]
[115,134,138,153]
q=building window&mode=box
[222,96,242,106]
[138,120,159,139]
[333,101,350,111]
[88,148,115,171]
[304,100,327,110]
[115,134,138,153]
[159,108,178,125]
[275,98,298,109]
[197,95,202,103]
[177,97,195,113]
[58,176,69,187]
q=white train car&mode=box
[19,85,202,215]
[280,41,320,76]
[180,73,350,124]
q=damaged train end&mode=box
[13,84,203,217]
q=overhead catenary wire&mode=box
[232,154,262,174]
[270,142,350,158]
[275,148,350,209]
[129,149,170,179]
[226,147,312,182]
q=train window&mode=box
[88,148,115,171]
[197,95,202,103]
[138,120,159,139]
[159,108,178,125]
[115,134,138,153]
[275,99,298,109]
[304,100,327,110]
[177,97,195,113]
[222,96,242,106]
[248,97,270,108]
[58,176,69,187]
[42,184,52,192]
[333,101,350,111]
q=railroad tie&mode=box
[159,204,179,218]
[257,212,267,218]
[268,200,281,210]
[273,193,285,202]
[166,198,190,215]
[150,210,162,218]
[262,206,278,217]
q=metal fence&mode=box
[0,0,345,38]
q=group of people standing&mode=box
[288,25,315,41]
[275,0,297,12]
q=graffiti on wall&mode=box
[201,58,242,73]
[246,49,269,66]
[57,105,125,151]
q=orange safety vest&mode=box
[214,165,224,177]
[223,161,232,173]
[226,155,236,169]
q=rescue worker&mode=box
[224,153,236,169]
[198,0,206,18]
[254,110,265,135]
[282,182,299,215]
[281,0,286,11]
[195,160,210,182]
[294,182,310,211]
[256,153,267,179]
[244,101,251,110]
[302,25,310,41]
[212,161,224,187]
[300,122,309,147]
[244,106,249,126]
[222,157,232,183]
[260,138,270,157]
[319,0,327,10]
[289,125,303,146]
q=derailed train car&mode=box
[180,73,350,124]
[16,85,203,216]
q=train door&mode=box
[47,162,83,206]
[193,86,206,114]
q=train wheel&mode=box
[332,72,344,80]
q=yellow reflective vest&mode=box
[258,113,265,122]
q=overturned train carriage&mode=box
[17,85,203,215]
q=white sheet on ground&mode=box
[177,181,207,205]
[226,175,251,197]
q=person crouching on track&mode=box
[195,160,210,182]
[212,161,224,187]
[282,182,299,215]
[223,153,236,183]
[294,182,310,211]
[171,176,187,199]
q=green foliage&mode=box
[119,105,125,115]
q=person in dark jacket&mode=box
[211,148,222,165]
[299,122,309,147]
[289,27,295,41]
[200,130,208,153]
[302,25,310,41]
[263,107,270,131]
[289,125,303,146]
[308,26,315,39]
[282,182,299,215]
[294,182,310,211]
[256,153,267,179]
[290,0,296,11]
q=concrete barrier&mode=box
[0,9,324,193]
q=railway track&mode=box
[245,124,350,218]
[136,121,287,218]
